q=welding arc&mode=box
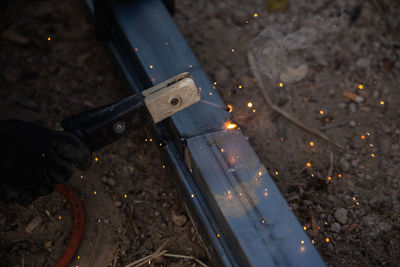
[54,184,84,267]
[199,99,230,112]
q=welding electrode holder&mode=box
[61,94,152,151]
[61,73,200,151]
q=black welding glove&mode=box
[0,119,92,204]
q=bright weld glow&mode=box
[247,102,253,108]
[380,100,385,105]
[320,110,324,115]
[358,84,364,90]
[225,121,237,130]
[279,82,284,87]
[253,13,258,17]
[309,141,315,147]
[238,84,243,89]
[227,104,233,112]
[149,65,153,69]
[306,162,311,167]
[325,237,330,243]
[371,153,375,157]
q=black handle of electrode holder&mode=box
[61,94,152,151]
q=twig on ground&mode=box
[248,51,353,154]
[124,238,208,267]
[319,118,351,131]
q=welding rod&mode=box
[199,99,230,112]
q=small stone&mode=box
[355,58,370,69]
[338,102,347,109]
[348,120,356,127]
[101,176,108,183]
[107,178,116,186]
[114,201,122,207]
[339,157,350,172]
[334,208,348,224]
[378,222,392,232]
[303,200,313,206]
[25,216,43,234]
[372,90,379,98]
[172,213,187,227]
[330,222,341,233]
[349,103,357,113]
[43,241,52,248]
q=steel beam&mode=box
[85,0,326,266]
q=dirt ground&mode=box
[0,0,399,266]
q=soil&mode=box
[1,0,400,267]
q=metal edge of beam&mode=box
[83,0,325,266]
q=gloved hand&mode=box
[0,119,92,204]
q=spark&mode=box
[358,84,364,90]
[259,171,262,176]
[301,240,304,244]
[93,191,97,195]
[225,121,237,130]
[356,201,360,206]
[366,132,371,136]
[303,226,307,230]
[361,135,366,140]
[217,233,220,238]
[338,174,342,178]
[58,216,62,220]
[325,237,330,243]
[311,240,315,244]
[247,102,253,108]
[328,176,332,181]
[149,65,153,69]
[275,171,279,175]
[253,109,256,112]
[380,100,385,105]
[80,175,84,179]
[191,194,195,198]
[279,82,284,87]
[370,144,374,147]
[162,165,166,168]
[231,48,235,52]
[253,13,258,18]
[261,219,265,224]
[213,81,217,85]
[77,256,80,259]
[306,162,311,167]
[319,110,324,115]
[280,137,284,142]
[227,104,233,112]
[221,148,224,152]
[264,188,268,197]
[94,157,99,162]
[300,246,305,252]
[134,48,138,52]
[124,194,127,198]
[47,36,51,41]
[309,141,315,147]
[42,153,45,157]
[149,138,153,142]
[189,64,192,68]
[371,153,375,157]
[238,84,243,89]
